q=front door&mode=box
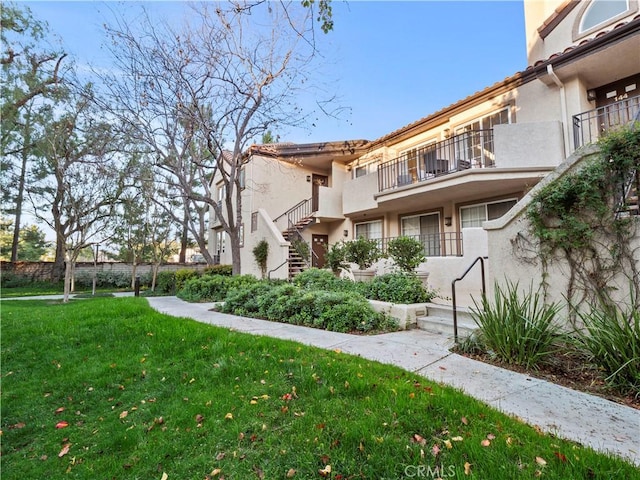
[594,74,640,131]
[312,234,328,268]
[311,174,328,212]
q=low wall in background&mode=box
[1,261,208,282]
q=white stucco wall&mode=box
[484,144,640,317]
[494,121,564,168]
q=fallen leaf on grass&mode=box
[210,468,222,476]
[55,421,69,429]
[318,465,331,477]
[461,417,469,425]
[55,407,65,415]
[444,439,453,449]
[464,462,472,475]
[431,444,440,456]
[286,468,296,477]
[119,411,128,419]
[9,422,26,430]
[224,413,233,420]
[216,452,225,461]
[554,452,567,462]
[487,433,496,440]
[451,436,463,442]
[160,473,168,480]
[58,443,71,458]
[412,434,426,446]
[535,456,547,466]
[481,439,491,447]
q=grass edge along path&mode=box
[1,297,638,479]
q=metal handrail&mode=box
[451,256,487,345]
[572,94,640,150]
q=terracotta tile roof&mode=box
[532,14,640,68]
[371,14,640,147]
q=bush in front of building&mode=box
[177,274,259,302]
[219,279,398,333]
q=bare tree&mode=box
[98,1,330,274]
[30,85,129,298]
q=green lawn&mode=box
[1,298,637,479]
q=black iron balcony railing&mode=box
[375,232,463,258]
[378,130,495,192]
[572,94,640,150]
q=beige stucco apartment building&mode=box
[209,0,640,305]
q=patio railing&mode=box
[572,94,640,150]
[378,130,495,192]
[377,232,463,258]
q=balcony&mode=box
[378,130,495,192]
[572,94,640,150]
[377,232,463,258]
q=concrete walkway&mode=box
[4,293,639,465]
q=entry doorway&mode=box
[312,174,328,212]
[312,234,328,268]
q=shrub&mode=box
[386,236,426,272]
[573,300,640,395]
[253,240,269,278]
[220,281,276,317]
[178,274,259,302]
[361,272,435,304]
[345,236,381,270]
[293,268,345,292]
[220,280,397,333]
[156,271,176,294]
[470,281,562,369]
[324,242,349,274]
[203,264,233,276]
[0,272,31,288]
[175,269,200,291]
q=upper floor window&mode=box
[578,0,631,34]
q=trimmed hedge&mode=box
[220,281,397,333]
[177,274,259,302]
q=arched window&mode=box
[579,0,629,33]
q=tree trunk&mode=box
[151,262,160,291]
[229,228,242,275]
[63,249,72,303]
[10,115,31,262]
[179,210,189,262]
[52,234,65,282]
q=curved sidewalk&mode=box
[145,296,640,466]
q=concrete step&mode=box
[416,316,477,339]
[415,303,478,339]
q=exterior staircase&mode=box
[416,303,478,341]
[282,214,316,279]
[617,177,639,218]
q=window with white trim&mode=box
[454,108,510,168]
[460,199,518,228]
[354,220,382,241]
[401,212,441,256]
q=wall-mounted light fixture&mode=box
[444,217,452,226]
[306,175,311,182]
[587,89,596,102]
[343,230,349,237]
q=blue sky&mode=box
[21,1,527,144]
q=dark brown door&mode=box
[312,234,328,268]
[311,174,328,212]
[594,74,640,131]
